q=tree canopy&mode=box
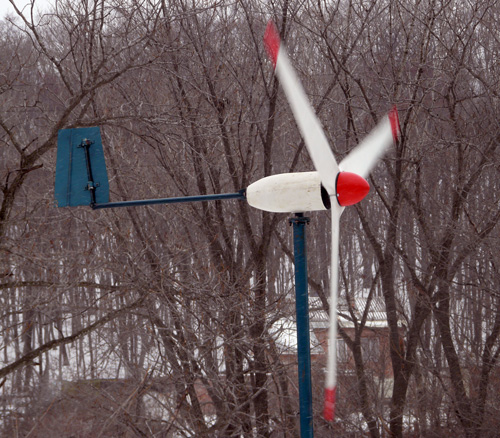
[1,1,499,437]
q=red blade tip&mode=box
[263,20,280,69]
[323,386,337,421]
[388,106,401,144]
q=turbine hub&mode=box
[336,172,370,206]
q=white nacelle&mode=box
[246,171,330,213]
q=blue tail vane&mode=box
[55,127,110,207]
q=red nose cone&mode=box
[336,172,370,206]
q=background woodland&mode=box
[1,0,500,437]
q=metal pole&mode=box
[91,190,246,209]
[289,213,314,438]
[80,139,97,206]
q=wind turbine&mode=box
[262,21,400,421]
[54,19,399,433]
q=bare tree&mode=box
[2,1,500,437]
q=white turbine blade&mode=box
[339,108,400,179]
[324,201,343,421]
[264,21,338,195]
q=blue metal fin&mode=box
[55,127,109,207]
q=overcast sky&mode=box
[0,0,53,18]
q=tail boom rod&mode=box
[91,191,246,210]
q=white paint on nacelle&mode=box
[246,171,330,213]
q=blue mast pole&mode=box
[289,213,314,438]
